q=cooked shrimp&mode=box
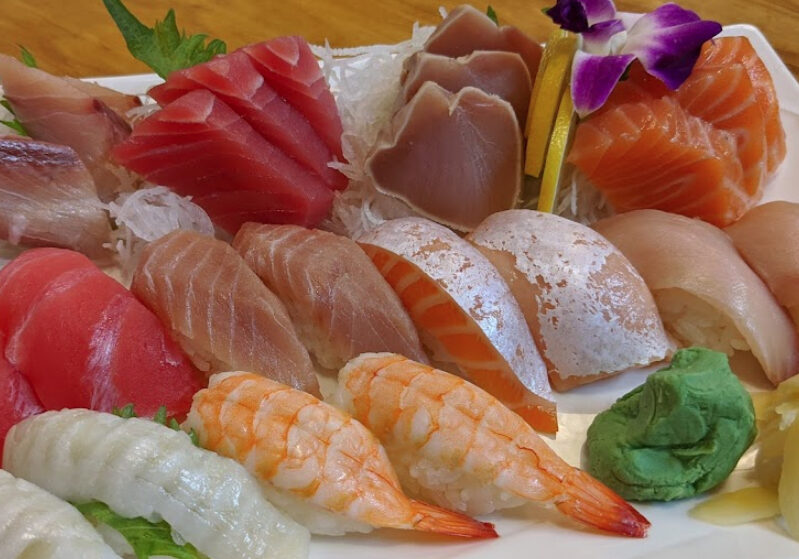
[336,353,651,538]
[184,371,497,538]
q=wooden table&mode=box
[0,0,797,79]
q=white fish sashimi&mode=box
[0,468,121,559]
[3,410,310,559]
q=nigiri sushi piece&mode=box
[358,217,556,433]
[185,371,497,538]
[131,230,320,396]
[0,353,43,464]
[233,223,429,369]
[148,49,346,191]
[467,210,672,390]
[0,248,204,416]
[726,201,799,326]
[112,89,334,233]
[0,55,132,201]
[336,353,650,537]
[0,469,121,559]
[594,209,799,385]
[3,409,310,559]
[0,136,111,258]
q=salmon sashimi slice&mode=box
[148,50,346,191]
[357,217,557,433]
[131,230,320,396]
[337,353,650,537]
[467,210,672,390]
[594,209,799,385]
[185,371,497,538]
[726,201,799,327]
[0,55,132,201]
[233,223,429,370]
[0,248,204,417]
[0,136,111,258]
[0,350,43,463]
[242,37,344,163]
[568,96,748,227]
[112,89,334,233]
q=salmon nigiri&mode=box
[185,371,497,538]
[131,230,320,396]
[233,223,428,369]
[357,217,556,432]
[336,353,650,537]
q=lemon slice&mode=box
[524,29,578,178]
[537,85,577,213]
[689,486,780,526]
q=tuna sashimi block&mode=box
[0,248,204,418]
[112,89,334,233]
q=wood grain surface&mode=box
[0,0,797,79]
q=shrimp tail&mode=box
[555,469,650,538]
[409,499,499,539]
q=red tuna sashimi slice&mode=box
[0,55,132,202]
[0,248,204,417]
[149,50,346,191]
[242,37,344,161]
[0,350,43,463]
[112,90,334,232]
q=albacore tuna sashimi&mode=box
[113,90,334,232]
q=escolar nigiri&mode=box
[3,409,310,559]
[336,353,651,537]
[0,468,121,559]
[184,371,497,538]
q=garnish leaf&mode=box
[75,501,205,559]
[112,403,138,418]
[102,0,226,79]
[0,99,29,136]
[113,403,200,447]
[153,405,168,426]
[486,5,499,25]
[18,45,38,68]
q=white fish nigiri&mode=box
[0,468,121,559]
[594,209,799,385]
[3,409,310,559]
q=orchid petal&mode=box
[571,51,635,117]
[545,0,617,33]
[583,19,626,53]
[622,3,722,89]
[581,0,618,25]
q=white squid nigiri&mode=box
[0,468,121,559]
[594,209,799,385]
[3,409,310,559]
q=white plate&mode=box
[90,24,799,559]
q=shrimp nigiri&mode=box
[184,371,497,538]
[336,353,651,538]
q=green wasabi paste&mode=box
[586,347,756,501]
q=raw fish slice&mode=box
[0,469,122,559]
[149,50,346,190]
[401,51,532,124]
[186,371,497,538]
[366,84,521,232]
[0,351,43,462]
[131,230,320,396]
[594,209,799,385]
[568,96,748,227]
[0,55,132,201]
[112,90,334,232]
[63,77,142,119]
[422,4,543,79]
[358,217,557,433]
[467,210,672,390]
[0,248,204,416]
[243,37,344,162]
[726,201,799,326]
[4,410,310,559]
[337,353,650,537]
[0,136,110,258]
[233,223,429,369]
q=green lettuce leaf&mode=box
[102,0,226,79]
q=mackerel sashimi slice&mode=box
[0,248,204,417]
[358,217,556,432]
[112,89,334,233]
[149,50,346,191]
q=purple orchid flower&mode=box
[545,0,722,117]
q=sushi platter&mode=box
[60,23,799,559]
